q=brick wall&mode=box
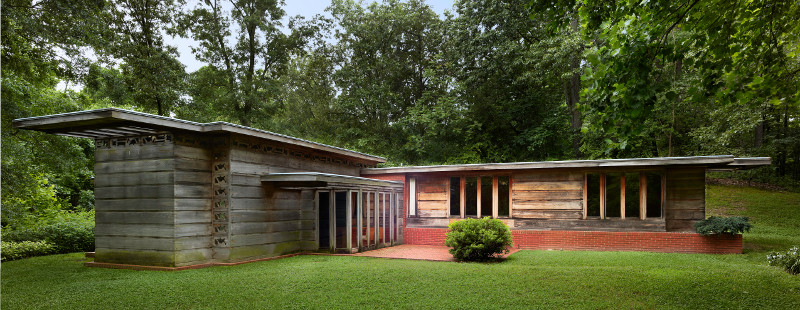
[404,227,742,254]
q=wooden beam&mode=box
[460,177,466,218]
[640,173,647,220]
[600,174,606,219]
[408,178,416,217]
[476,178,482,218]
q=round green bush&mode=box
[445,217,513,261]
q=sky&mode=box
[170,0,456,72]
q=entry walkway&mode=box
[353,244,520,262]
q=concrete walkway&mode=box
[353,244,519,262]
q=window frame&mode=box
[448,175,511,219]
[582,171,665,220]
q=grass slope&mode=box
[2,185,799,309]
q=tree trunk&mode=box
[566,15,583,159]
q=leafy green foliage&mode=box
[768,246,800,275]
[2,212,95,254]
[0,241,56,262]
[445,217,513,261]
[694,216,752,235]
[174,0,325,126]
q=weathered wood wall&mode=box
[406,176,450,227]
[664,168,705,231]
[512,172,583,220]
[172,135,214,266]
[94,134,183,267]
[224,134,361,262]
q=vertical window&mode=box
[586,174,601,217]
[480,176,493,217]
[646,173,662,218]
[450,177,460,216]
[605,173,621,218]
[498,176,510,217]
[624,173,640,218]
[465,177,478,216]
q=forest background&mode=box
[2,0,798,229]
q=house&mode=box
[13,108,770,268]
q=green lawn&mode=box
[2,184,799,309]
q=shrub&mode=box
[1,241,57,261]
[694,216,752,235]
[2,220,94,253]
[768,246,800,275]
[445,217,513,261]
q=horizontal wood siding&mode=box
[174,142,213,265]
[512,172,583,219]
[225,140,335,261]
[665,168,705,231]
[94,141,177,267]
[415,177,448,218]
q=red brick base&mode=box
[404,227,742,254]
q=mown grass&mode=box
[2,184,799,309]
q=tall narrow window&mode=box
[450,177,460,216]
[586,174,601,217]
[465,177,478,216]
[624,173,640,218]
[605,173,621,218]
[498,176,510,217]
[480,176,493,217]
[646,173,662,217]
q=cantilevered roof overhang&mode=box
[360,156,771,175]
[261,172,403,190]
[12,108,385,164]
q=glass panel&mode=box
[606,173,621,218]
[335,191,347,249]
[586,174,601,217]
[450,177,460,216]
[318,192,330,249]
[498,176,510,217]
[646,173,662,217]
[625,173,640,218]
[465,177,478,216]
[481,176,493,217]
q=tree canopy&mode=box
[2,0,798,228]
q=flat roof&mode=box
[262,172,403,189]
[361,156,771,174]
[12,108,385,163]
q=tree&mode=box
[1,0,102,227]
[447,0,572,162]
[98,0,187,116]
[175,0,321,127]
[328,0,455,163]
